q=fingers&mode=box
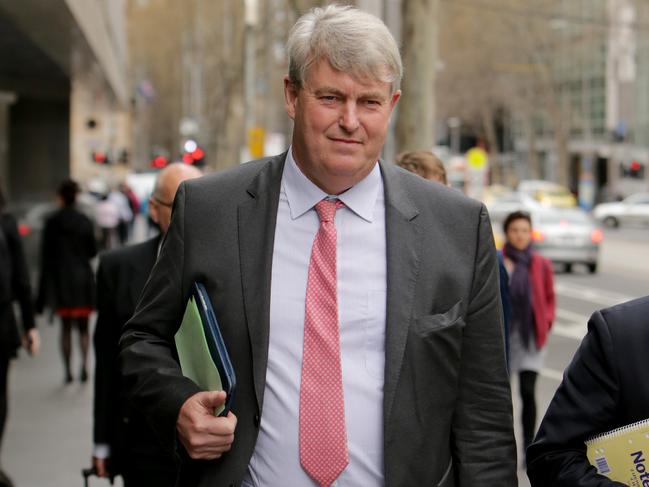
[27,329,41,355]
[177,392,238,460]
[200,390,227,410]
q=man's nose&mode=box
[338,102,360,132]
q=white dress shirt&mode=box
[242,150,387,486]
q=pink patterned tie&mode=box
[299,199,349,487]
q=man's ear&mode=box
[389,89,401,111]
[284,76,299,120]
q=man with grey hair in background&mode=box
[120,5,516,486]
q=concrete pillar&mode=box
[0,91,17,199]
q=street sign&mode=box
[248,127,265,159]
[466,147,488,170]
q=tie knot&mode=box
[315,199,344,223]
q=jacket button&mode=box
[253,414,260,427]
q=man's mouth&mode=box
[329,137,361,144]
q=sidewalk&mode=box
[2,218,149,486]
[3,313,121,487]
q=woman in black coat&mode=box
[37,179,96,383]
[0,185,40,486]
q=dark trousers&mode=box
[122,465,177,487]
[519,370,538,449]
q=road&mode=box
[516,226,649,485]
[0,226,645,486]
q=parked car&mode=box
[485,190,540,223]
[592,192,649,228]
[531,208,602,273]
[518,179,577,208]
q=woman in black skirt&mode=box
[37,179,96,383]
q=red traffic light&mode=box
[191,147,204,161]
[92,151,107,164]
[181,146,205,165]
[150,155,168,169]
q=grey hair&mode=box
[287,4,402,93]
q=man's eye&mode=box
[365,99,381,106]
[321,96,338,102]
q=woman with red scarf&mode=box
[501,211,556,453]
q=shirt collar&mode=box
[282,147,382,223]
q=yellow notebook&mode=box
[586,418,649,484]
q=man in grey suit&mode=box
[120,5,516,487]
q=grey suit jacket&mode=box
[120,153,517,487]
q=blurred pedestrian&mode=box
[119,182,140,241]
[502,210,555,453]
[108,187,133,246]
[37,179,97,384]
[120,5,516,486]
[0,186,40,487]
[92,163,202,485]
[94,192,119,251]
[395,149,448,185]
[527,296,649,486]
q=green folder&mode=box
[174,292,225,416]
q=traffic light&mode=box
[149,155,169,169]
[181,139,206,166]
[91,150,109,165]
[620,160,645,179]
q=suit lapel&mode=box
[380,161,422,426]
[238,154,286,411]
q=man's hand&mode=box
[177,391,237,460]
[92,456,110,478]
[22,329,40,355]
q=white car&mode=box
[593,192,649,228]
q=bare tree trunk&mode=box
[549,107,570,187]
[525,112,540,180]
[480,103,501,183]
[395,0,438,154]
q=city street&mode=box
[516,226,649,486]
[0,227,646,487]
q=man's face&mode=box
[284,59,400,195]
[149,190,174,235]
[149,166,202,235]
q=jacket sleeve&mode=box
[93,256,117,448]
[453,205,518,486]
[526,310,625,486]
[4,214,35,330]
[119,183,201,454]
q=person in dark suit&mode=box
[92,163,202,485]
[527,295,649,486]
[37,179,96,383]
[0,185,40,487]
[120,5,516,486]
